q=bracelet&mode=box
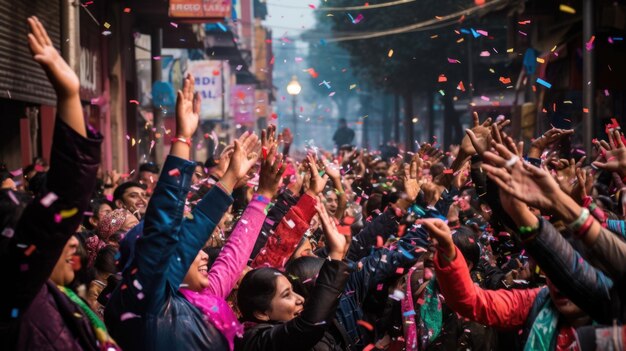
[171,136,192,147]
[254,194,272,205]
[575,215,595,238]
[215,181,232,195]
[567,208,590,232]
[582,196,593,208]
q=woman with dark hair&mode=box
[236,203,351,351]
[86,245,118,318]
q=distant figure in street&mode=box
[333,118,355,148]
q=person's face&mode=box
[324,191,338,216]
[192,165,206,186]
[50,236,79,286]
[259,275,304,322]
[183,250,210,291]
[118,186,148,217]
[374,161,387,177]
[90,203,113,227]
[138,171,157,192]
[546,279,586,319]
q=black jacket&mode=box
[236,259,351,351]
[0,119,102,350]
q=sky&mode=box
[264,0,317,46]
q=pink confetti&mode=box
[476,30,489,36]
[54,214,62,223]
[40,192,58,208]
[120,312,140,321]
[447,58,461,64]
[168,168,181,177]
[308,4,316,9]
[170,22,178,28]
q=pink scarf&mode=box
[401,266,418,350]
[179,288,244,350]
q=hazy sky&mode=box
[264,0,317,45]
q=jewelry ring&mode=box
[505,155,519,169]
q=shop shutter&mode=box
[0,0,60,105]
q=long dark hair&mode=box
[284,256,325,301]
[237,268,285,322]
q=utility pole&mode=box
[582,0,595,156]
[151,28,164,165]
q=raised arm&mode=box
[0,17,101,325]
[421,219,539,330]
[121,75,201,305]
[251,154,327,269]
[204,127,286,298]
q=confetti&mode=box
[120,312,140,321]
[388,49,394,58]
[536,78,552,89]
[168,168,181,177]
[40,192,58,207]
[559,4,576,14]
[499,77,512,84]
[11,308,19,318]
[24,244,36,256]
[103,22,111,29]
[357,320,374,331]
[447,58,461,64]
[129,99,139,105]
[2,228,14,238]
[457,81,465,91]
[60,208,79,219]
[123,7,131,13]
[438,74,447,83]
[170,22,178,28]
[363,344,375,351]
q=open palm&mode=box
[27,17,79,97]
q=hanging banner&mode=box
[231,84,256,124]
[185,60,230,120]
[169,0,232,18]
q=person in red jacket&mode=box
[421,218,593,351]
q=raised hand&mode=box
[305,154,329,196]
[220,132,260,192]
[287,161,305,195]
[552,157,585,196]
[403,158,421,202]
[256,144,286,199]
[418,218,455,260]
[322,156,342,181]
[27,17,79,98]
[316,203,349,260]
[175,74,200,139]
[261,125,278,153]
[528,128,574,158]
[592,129,626,178]
[482,143,562,213]
[27,16,84,136]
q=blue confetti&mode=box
[403,310,416,317]
[319,39,327,46]
[347,13,355,23]
[398,246,415,260]
[460,28,470,34]
[613,37,623,41]
[11,308,19,318]
[536,78,552,89]
[217,22,227,32]
[471,28,480,38]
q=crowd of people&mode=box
[3,16,626,351]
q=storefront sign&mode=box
[169,0,232,18]
[185,60,230,120]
